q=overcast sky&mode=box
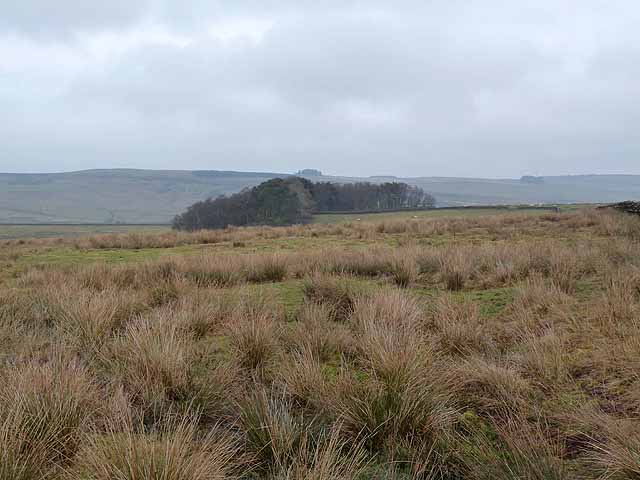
[2,1,639,178]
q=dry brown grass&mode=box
[460,416,569,480]
[71,408,240,480]
[228,305,281,372]
[0,357,98,479]
[100,310,193,419]
[451,356,531,418]
[285,303,350,361]
[272,426,369,480]
[585,413,640,479]
[302,274,362,322]
[277,350,328,410]
[2,209,640,476]
[429,294,494,357]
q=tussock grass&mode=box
[451,356,531,418]
[302,274,361,322]
[278,350,328,409]
[271,427,369,480]
[229,307,280,371]
[461,416,569,480]
[388,255,417,288]
[429,295,494,356]
[239,387,307,470]
[585,413,640,479]
[0,357,98,479]
[72,410,239,480]
[286,303,348,361]
[49,286,141,355]
[330,364,456,455]
[2,208,640,476]
[440,248,471,291]
[100,311,193,418]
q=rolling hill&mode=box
[1,169,639,224]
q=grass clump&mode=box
[0,358,98,479]
[302,274,361,322]
[101,311,193,418]
[460,417,570,480]
[72,410,239,480]
[245,254,288,283]
[229,309,280,371]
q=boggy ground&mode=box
[1,208,640,479]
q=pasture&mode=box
[0,223,169,241]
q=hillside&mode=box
[1,169,639,223]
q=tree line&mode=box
[173,177,435,231]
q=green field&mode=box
[0,224,170,241]
[312,206,564,224]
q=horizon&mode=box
[2,167,640,181]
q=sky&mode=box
[1,1,639,178]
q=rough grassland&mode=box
[0,205,566,240]
[0,224,169,241]
[1,208,640,479]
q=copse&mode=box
[173,177,435,231]
[309,181,434,212]
[172,178,312,231]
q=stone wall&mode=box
[606,201,640,215]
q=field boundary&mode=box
[314,204,562,217]
[0,223,171,226]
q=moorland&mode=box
[1,207,639,479]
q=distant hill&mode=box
[1,169,639,224]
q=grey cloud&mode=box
[1,1,640,176]
[0,1,149,37]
